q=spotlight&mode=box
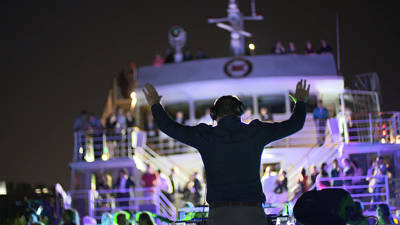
[249,43,255,50]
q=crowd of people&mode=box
[271,40,332,55]
[73,107,137,159]
[260,155,394,210]
[7,206,158,225]
[94,163,204,213]
[7,185,398,225]
[151,39,332,66]
[291,156,393,210]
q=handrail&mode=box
[317,175,390,207]
[73,128,146,162]
[287,142,340,195]
[87,187,176,221]
[136,145,191,185]
[340,111,400,144]
[55,183,72,209]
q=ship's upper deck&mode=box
[137,54,338,88]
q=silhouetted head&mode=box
[116,213,128,225]
[294,189,355,225]
[210,95,245,121]
[377,204,391,219]
[62,208,79,225]
[138,212,155,225]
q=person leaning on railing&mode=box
[371,156,389,209]
[313,100,329,147]
[330,158,343,187]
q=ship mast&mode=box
[208,0,263,56]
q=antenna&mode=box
[208,0,263,56]
[251,0,256,17]
[336,12,341,75]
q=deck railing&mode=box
[341,111,400,144]
[73,129,146,162]
[73,187,176,223]
[73,111,400,160]
[317,175,390,209]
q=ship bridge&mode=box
[69,54,400,221]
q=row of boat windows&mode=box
[159,94,318,120]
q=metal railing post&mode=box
[128,128,132,157]
[392,113,398,143]
[397,112,400,135]
[102,130,107,159]
[385,175,390,206]
[73,132,78,161]
[340,94,350,144]
[369,113,373,143]
[155,187,161,215]
[88,190,95,218]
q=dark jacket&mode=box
[113,177,135,190]
[151,102,306,203]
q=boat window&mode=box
[290,94,317,113]
[164,102,190,121]
[257,94,286,113]
[194,99,214,119]
[238,96,253,112]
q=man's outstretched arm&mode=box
[260,80,310,142]
[143,83,201,148]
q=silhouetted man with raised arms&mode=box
[143,80,310,225]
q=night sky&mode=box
[2,0,399,188]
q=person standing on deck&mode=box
[143,80,309,225]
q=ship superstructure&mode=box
[65,1,400,224]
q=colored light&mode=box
[130,91,137,109]
[0,181,7,195]
[249,43,255,50]
[101,154,109,161]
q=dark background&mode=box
[1,0,399,187]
